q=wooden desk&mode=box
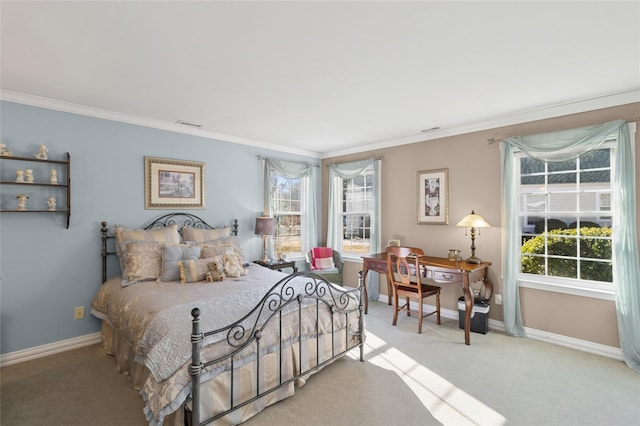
[361,253,492,345]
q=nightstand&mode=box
[253,259,298,273]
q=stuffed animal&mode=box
[206,260,226,282]
[222,252,248,278]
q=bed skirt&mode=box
[101,321,355,425]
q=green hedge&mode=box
[521,227,612,282]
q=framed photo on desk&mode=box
[417,168,448,225]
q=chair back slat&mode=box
[385,245,441,333]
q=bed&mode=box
[91,213,365,425]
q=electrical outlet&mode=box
[495,294,502,305]
[74,306,85,319]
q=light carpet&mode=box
[2,301,639,425]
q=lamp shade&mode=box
[255,216,276,235]
[456,210,491,228]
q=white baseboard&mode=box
[376,294,623,361]
[1,332,102,367]
[523,327,623,360]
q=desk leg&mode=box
[362,268,369,314]
[462,274,472,346]
[482,271,493,301]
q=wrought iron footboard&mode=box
[189,271,365,425]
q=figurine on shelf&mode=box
[16,194,28,211]
[25,169,34,183]
[50,169,58,184]
[15,170,24,182]
[48,197,57,211]
[0,144,13,156]
[35,144,48,160]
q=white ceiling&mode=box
[2,1,639,158]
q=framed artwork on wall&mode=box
[387,239,401,247]
[144,156,205,209]
[417,168,449,224]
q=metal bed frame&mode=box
[100,213,365,426]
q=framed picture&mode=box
[417,168,449,224]
[144,157,205,209]
[387,239,401,247]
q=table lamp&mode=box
[255,216,276,263]
[456,210,491,264]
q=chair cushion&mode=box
[312,267,340,275]
[311,247,335,270]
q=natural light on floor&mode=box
[347,332,506,425]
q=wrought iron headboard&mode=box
[101,213,239,283]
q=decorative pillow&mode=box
[200,244,235,259]
[311,247,335,270]
[159,243,201,282]
[121,240,163,286]
[200,236,248,265]
[115,224,180,271]
[222,251,248,278]
[181,226,231,243]
[178,257,221,283]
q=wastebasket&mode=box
[458,297,490,334]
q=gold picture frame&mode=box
[417,168,448,224]
[144,157,205,209]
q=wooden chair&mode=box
[386,246,441,334]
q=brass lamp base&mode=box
[465,256,482,264]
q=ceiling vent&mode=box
[175,120,203,128]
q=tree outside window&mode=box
[518,146,614,284]
[270,172,302,256]
[341,169,373,255]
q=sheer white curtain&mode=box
[327,158,381,299]
[501,120,640,372]
[262,158,318,255]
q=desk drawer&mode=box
[426,269,462,283]
[368,262,389,274]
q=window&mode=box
[270,171,303,256]
[341,168,374,255]
[516,143,614,289]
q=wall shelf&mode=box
[0,152,71,228]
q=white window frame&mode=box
[515,140,616,300]
[338,166,374,257]
[270,170,305,258]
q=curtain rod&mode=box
[487,117,640,144]
[324,156,383,167]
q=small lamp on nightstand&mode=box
[255,216,276,263]
[456,210,491,264]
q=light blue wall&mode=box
[0,101,319,355]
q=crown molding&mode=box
[3,89,637,160]
[0,90,322,159]
[322,89,640,158]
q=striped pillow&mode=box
[181,226,230,243]
[114,224,181,272]
[178,257,221,283]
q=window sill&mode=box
[343,255,367,263]
[518,277,615,301]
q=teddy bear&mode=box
[206,260,226,282]
[222,252,248,278]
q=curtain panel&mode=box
[501,120,640,373]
